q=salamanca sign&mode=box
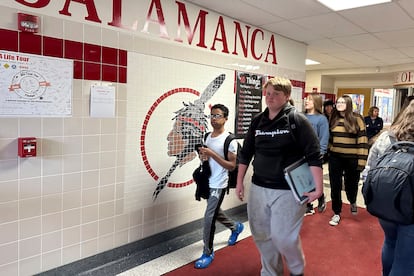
[14,0,277,64]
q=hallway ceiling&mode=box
[185,0,414,76]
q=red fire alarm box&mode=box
[18,13,39,33]
[18,137,37,157]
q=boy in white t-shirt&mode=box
[194,104,244,269]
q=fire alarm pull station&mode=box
[18,137,37,157]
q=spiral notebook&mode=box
[284,157,316,204]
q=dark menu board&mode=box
[234,71,264,138]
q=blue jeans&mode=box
[379,219,414,276]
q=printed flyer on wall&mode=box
[0,50,73,116]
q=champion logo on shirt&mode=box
[255,129,289,137]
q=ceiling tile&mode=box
[333,34,389,50]
[397,46,414,57]
[292,13,365,38]
[246,0,332,19]
[339,2,414,32]
[361,48,408,59]
[263,21,322,42]
[374,28,414,47]
[307,39,350,53]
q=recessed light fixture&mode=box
[317,0,391,11]
[306,59,320,65]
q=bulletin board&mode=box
[0,50,73,116]
[234,71,264,138]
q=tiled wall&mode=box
[0,7,141,275]
[0,6,233,276]
[0,29,127,83]
[0,4,306,276]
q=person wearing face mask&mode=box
[327,95,368,226]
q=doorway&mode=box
[394,87,414,117]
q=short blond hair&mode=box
[263,76,292,96]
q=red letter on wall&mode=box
[232,22,250,57]
[15,0,50,8]
[175,1,208,48]
[59,0,101,23]
[264,35,277,64]
[211,16,229,53]
[142,0,169,39]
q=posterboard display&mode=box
[0,50,73,116]
[234,71,264,138]
[90,85,116,118]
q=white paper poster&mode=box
[0,50,73,116]
[90,85,116,118]
[291,86,303,112]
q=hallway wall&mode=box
[0,1,306,275]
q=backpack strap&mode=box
[205,131,235,160]
[223,132,236,161]
[204,132,211,143]
[224,133,238,194]
[287,110,298,143]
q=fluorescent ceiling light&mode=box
[306,59,320,65]
[317,0,391,11]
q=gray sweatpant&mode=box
[202,188,237,255]
[248,183,306,276]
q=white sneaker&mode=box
[304,204,315,216]
[329,214,341,226]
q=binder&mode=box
[284,157,316,204]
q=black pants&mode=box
[328,155,360,215]
[203,188,236,255]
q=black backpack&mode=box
[224,133,241,193]
[362,140,414,224]
[204,132,241,193]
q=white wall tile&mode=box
[63,20,83,41]
[19,177,41,199]
[0,201,18,223]
[19,217,41,239]
[0,221,18,245]
[19,236,41,259]
[41,249,61,271]
[0,180,18,203]
[0,119,18,138]
[41,231,61,253]
[42,15,64,38]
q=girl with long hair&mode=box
[327,95,368,226]
[304,93,329,215]
[365,99,414,275]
